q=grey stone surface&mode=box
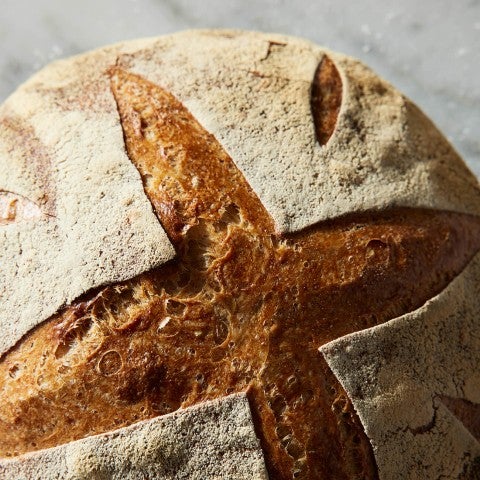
[0,0,479,175]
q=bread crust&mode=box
[2,67,480,479]
[1,30,480,479]
[0,394,269,480]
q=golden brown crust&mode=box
[311,55,343,146]
[1,69,480,480]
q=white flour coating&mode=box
[0,393,268,480]
[118,30,480,232]
[2,29,480,357]
[1,30,480,477]
[321,252,480,479]
[0,42,175,358]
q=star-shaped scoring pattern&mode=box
[1,68,480,479]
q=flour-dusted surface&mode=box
[0,393,268,480]
[2,30,480,357]
[0,42,175,358]
[119,30,480,232]
[2,1,480,178]
[321,252,480,479]
[1,30,480,480]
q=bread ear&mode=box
[0,394,269,480]
[109,67,273,247]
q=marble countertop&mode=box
[1,0,479,175]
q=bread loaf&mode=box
[1,30,480,479]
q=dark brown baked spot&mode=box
[460,456,480,480]
[311,55,342,146]
[1,69,480,480]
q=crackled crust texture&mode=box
[118,30,480,231]
[0,46,175,358]
[1,63,480,480]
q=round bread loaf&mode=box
[1,30,480,480]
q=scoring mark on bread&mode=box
[0,116,57,220]
[261,40,288,61]
[3,62,480,480]
[0,191,43,225]
[311,55,343,146]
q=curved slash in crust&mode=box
[310,55,343,146]
[0,115,57,221]
[0,191,43,225]
[2,67,480,480]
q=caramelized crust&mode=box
[1,69,480,479]
[311,55,342,145]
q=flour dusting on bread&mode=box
[1,30,480,480]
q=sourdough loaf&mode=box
[1,30,480,480]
